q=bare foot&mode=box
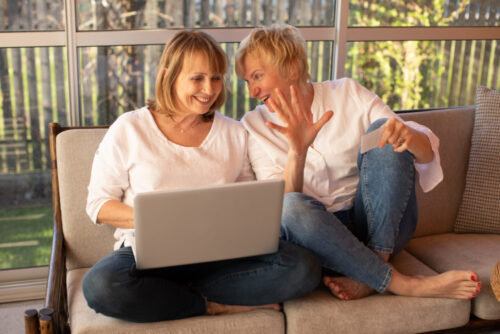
[206,301,281,316]
[323,276,375,300]
[389,270,481,300]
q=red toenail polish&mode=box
[478,282,482,287]
[476,289,480,293]
[471,275,477,281]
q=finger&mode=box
[267,98,290,124]
[265,121,287,134]
[387,121,404,146]
[313,110,334,132]
[378,118,397,148]
[378,126,391,148]
[290,85,307,119]
[393,140,408,152]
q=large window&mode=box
[0,0,499,301]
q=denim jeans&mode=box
[82,239,321,322]
[281,118,417,293]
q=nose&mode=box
[248,82,259,99]
[203,79,215,95]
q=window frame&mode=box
[0,0,499,302]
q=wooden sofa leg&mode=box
[24,309,40,334]
[39,308,54,334]
[39,315,53,334]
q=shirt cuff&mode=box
[406,121,444,192]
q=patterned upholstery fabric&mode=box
[454,86,500,233]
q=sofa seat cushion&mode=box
[283,251,470,334]
[67,268,285,334]
[406,233,500,320]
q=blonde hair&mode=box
[235,24,310,84]
[148,30,227,119]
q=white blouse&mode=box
[86,107,255,250]
[242,78,443,213]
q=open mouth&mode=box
[261,96,270,103]
[194,96,211,104]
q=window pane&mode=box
[0,0,65,31]
[76,0,335,31]
[0,47,69,269]
[349,0,500,27]
[79,41,332,125]
[346,40,500,110]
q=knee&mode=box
[82,265,116,310]
[282,192,325,222]
[281,193,325,239]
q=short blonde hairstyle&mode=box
[235,24,310,84]
[148,30,227,119]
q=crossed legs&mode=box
[281,121,480,300]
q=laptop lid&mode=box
[133,179,284,270]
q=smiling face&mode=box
[242,53,295,109]
[173,53,223,116]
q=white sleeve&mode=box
[405,121,443,192]
[236,131,257,182]
[351,79,443,192]
[86,125,129,224]
[246,132,283,181]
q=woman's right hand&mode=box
[265,85,333,157]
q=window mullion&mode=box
[334,0,349,79]
[64,0,80,126]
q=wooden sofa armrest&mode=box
[44,122,69,334]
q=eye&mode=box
[191,76,203,81]
[211,75,222,81]
[253,73,263,81]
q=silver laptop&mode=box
[133,179,284,270]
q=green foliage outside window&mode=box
[347,0,499,110]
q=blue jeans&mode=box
[281,119,417,293]
[82,240,320,322]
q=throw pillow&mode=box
[454,86,500,233]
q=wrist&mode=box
[288,148,308,161]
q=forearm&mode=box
[96,200,134,229]
[283,150,307,193]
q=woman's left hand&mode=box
[378,117,434,163]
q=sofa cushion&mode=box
[283,250,470,334]
[455,86,500,233]
[400,107,474,237]
[67,268,285,334]
[57,129,115,270]
[406,233,500,320]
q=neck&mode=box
[296,81,314,110]
[167,113,203,133]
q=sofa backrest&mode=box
[400,107,475,237]
[56,128,115,271]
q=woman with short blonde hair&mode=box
[237,23,481,302]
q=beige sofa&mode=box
[41,106,500,334]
